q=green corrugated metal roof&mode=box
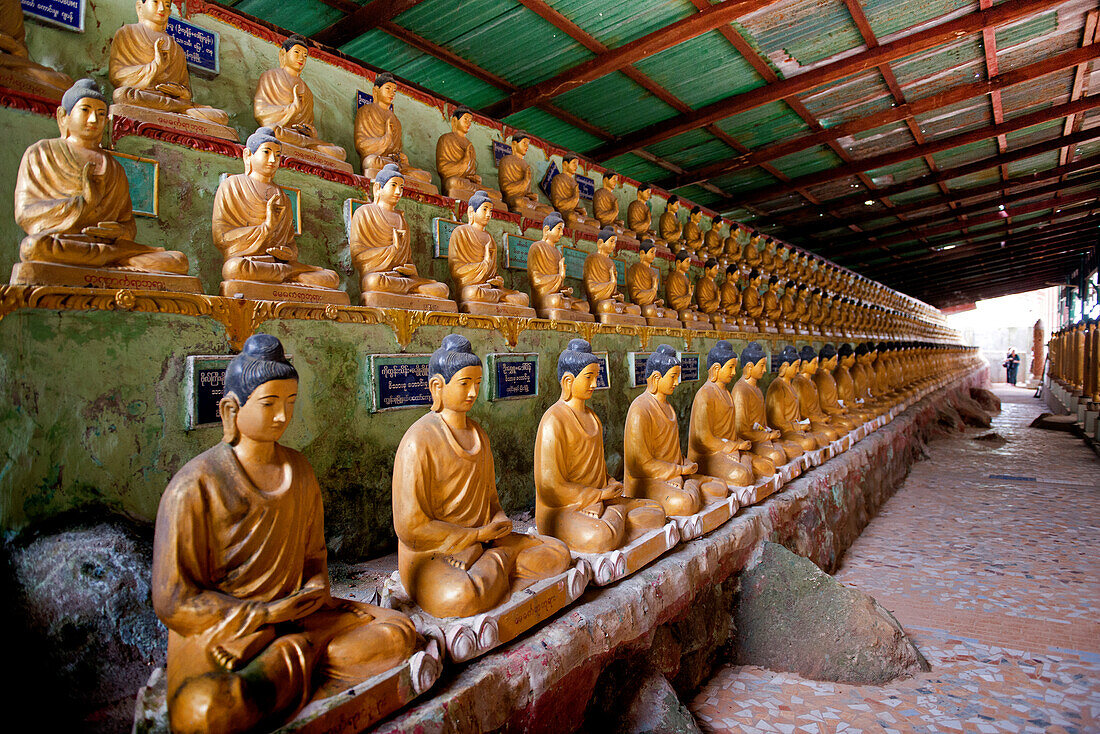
[736,0,863,70]
[711,167,780,195]
[891,37,984,97]
[633,30,766,109]
[887,184,946,206]
[864,159,933,188]
[995,9,1060,49]
[673,185,722,207]
[553,72,679,138]
[235,0,343,36]
[860,0,972,40]
[715,101,810,149]
[501,107,606,153]
[601,153,671,183]
[945,169,1002,192]
[1004,151,1061,179]
[768,145,844,179]
[930,139,999,170]
[551,0,696,48]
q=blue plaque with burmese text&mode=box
[629,352,653,388]
[185,355,232,429]
[166,16,219,76]
[21,0,84,33]
[432,217,462,258]
[576,174,595,201]
[503,232,536,270]
[678,352,701,382]
[368,354,432,412]
[593,351,610,391]
[493,140,512,165]
[487,353,538,401]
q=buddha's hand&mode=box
[395,263,417,277]
[738,439,753,451]
[769,429,782,440]
[614,293,624,302]
[488,276,504,287]
[478,518,512,543]
[680,461,698,476]
[483,243,494,264]
[265,586,327,624]
[265,195,285,230]
[656,298,665,307]
[558,259,566,277]
[152,37,170,73]
[266,245,295,262]
[81,221,126,241]
[600,480,624,500]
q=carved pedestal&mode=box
[595,311,647,327]
[11,261,203,293]
[109,105,238,141]
[538,307,595,323]
[277,139,354,174]
[671,495,738,541]
[679,310,712,332]
[458,301,536,318]
[221,280,351,305]
[643,315,683,328]
[359,292,458,312]
[748,474,780,505]
[572,522,680,587]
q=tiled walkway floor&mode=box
[690,384,1100,733]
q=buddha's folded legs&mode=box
[113,86,192,114]
[690,475,728,500]
[775,439,805,462]
[632,479,703,517]
[20,234,189,274]
[184,104,230,125]
[810,423,840,443]
[545,505,627,554]
[303,603,418,695]
[499,287,530,307]
[492,531,571,587]
[285,261,341,290]
[697,452,753,487]
[223,255,295,284]
[274,126,347,162]
[407,544,512,618]
[783,432,817,452]
[362,272,449,299]
[616,497,666,540]
[747,452,777,478]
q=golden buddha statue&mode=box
[759,238,777,273]
[593,172,634,243]
[627,183,663,248]
[791,346,842,445]
[393,335,572,619]
[527,212,593,323]
[695,258,734,332]
[778,279,799,331]
[535,339,666,555]
[765,346,830,452]
[349,163,456,311]
[624,345,729,519]
[683,206,703,254]
[762,276,790,333]
[354,72,436,192]
[153,335,420,734]
[658,196,684,251]
[813,344,862,431]
[688,341,758,499]
[743,269,772,332]
[254,36,348,169]
[730,342,802,468]
[852,342,889,415]
[447,191,534,317]
[723,222,742,264]
[436,105,504,207]
[583,227,645,326]
[108,0,235,139]
[12,79,200,291]
[703,219,723,260]
[666,250,710,330]
[550,155,598,234]
[807,289,826,335]
[626,240,680,327]
[213,127,347,304]
[719,265,754,332]
[0,0,72,99]
[496,132,552,219]
[742,233,763,269]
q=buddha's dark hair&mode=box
[374,71,396,87]
[768,275,779,285]
[675,250,692,262]
[749,268,761,279]
[838,343,854,357]
[855,342,871,356]
[467,190,493,212]
[691,205,702,215]
[644,344,680,379]
[511,131,530,144]
[282,35,309,51]
[225,334,297,404]
[799,345,818,364]
[563,154,579,164]
[375,163,403,186]
[246,126,279,153]
[558,339,600,380]
[667,196,679,206]
[725,264,739,276]
[741,341,766,366]
[429,334,481,382]
[640,239,657,253]
[638,182,652,192]
[705,258,719,270]
[777,345,800,367]
[876,342,889,353]
[543,212,564,230]
[62,78,106,114]
[598,227,617,243]
[819,343,838,360]
[707,340,737,369]
[451,105,472,119]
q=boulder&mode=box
[952,392,992,428]
[970,387,1002,413]
[732,542,929,685]
[618,667,703,734]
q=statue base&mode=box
[679,313,712,332]
[360,291,458,312]
[735,320,759,333]
[383,558,591,663]
[221,280,351,305]
[596,312,648,327]
[277,140,354,174]
[539,307,596,323]
[644,315,683,328]
[131,642,443,734]
[671,495,737,541]
[709,317,738,333]
[776,459,802,484]
[109,104,239,141]
[459,301,537,318]
[506,201,553,221]
[748,474,780,505]
[572,522,680,586]
[11,261,203,293]
[567,221,600,238]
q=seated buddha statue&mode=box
[765,346,830,452]
[762,275,790,332]
[852,342,889,415]
[624,344,729,518]
[0,0,72,100]
[791,345,842,445]
[108,0,235,139]
[393,335,572,619]
[446,191,534,317]
[436,106,504,207]
[791,283,812,334]
[527,212,593,323]
[719,265,754,331]
[12,79,199,291]
[583,227,644,326]
[695,258,733,331]
[666,250,710,329]
[254,36,347,169]
[731,342,802,467]
[778,279,799,331]
[550,155,598,234]
[807,289,826,335]
[688,340,758,497]
[723,222,742,265]
[349,164,456,311]
[354,72,436,192]
[535,339,666,553]
[742,233,763,270]
[626,240,680,327]
[658,197,684,252]
[154,335,420,734]
[496,132,552,219]
[627,184,664,249]
[813,344,863,431]
[213,127,347,304]
[759,238,777,273]
[703,219,723,260]
[683,206,703,254]
[742,269,772,332]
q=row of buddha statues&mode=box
[1049,319,1100,403]
[9,78,946,341]
[1,3,949,334]
[153,330,976,732]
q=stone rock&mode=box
[618,668,703,734]
[1029,413,1079,432]
[970,387,1002,413]
[930,402,966,437]
[973,432,1007,447]
[5,521,165,732]
[732,542,929,685]
[952,392,992,427]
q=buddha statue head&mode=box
[725,264,740,285]
[58,78,108,148]
[562,155,579,176]
[637,183,652,202]
[675,249,692,274]
[466,190,494,226]
[704,258,719,280]
[603,172,619,190]
[748,268,763,290]
[136,0,172,30]
[280,35,310,76]
[706,340,738,386]
[542,211,565,243]
[776,345,801,379]
[855,341,874,366]
[511,132,530,157]
[428,334,482,413]
[767,274,780,292]
[597,227,617,256]
[644,344,681,396]
[243,126,281,181]
[639,239,658,265]
[372,162,405,207]
[740,341,767,381]
[451,105,473,136]
[799,345,820,375]
[666,196,680,215]
[558,338,601,402]
[819,343,839,372]
[689,205,702,224]
[373,71,398,107]
[219,334,299,445]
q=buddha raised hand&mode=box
[354,71,434,189]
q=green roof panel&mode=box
[633,30,766,109]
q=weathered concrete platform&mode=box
[366,365,990,733]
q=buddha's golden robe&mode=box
[765,376,825,451]
[791,373,840,442]
[436,132,483,197]
[592,187,622,228]
[763,289,783,322]
[659,211,682,246]
[719,278,741,317]
[742,242,761,267]
[852,361,885,413]
[527,239,588,314]
[743,286,764,320]
[212,173,340,288]
[812,368,861,430]
[0,1,72,95]
[723,235,739,259]
[703,228,722,258]
[624,391,727,516]
[153,442,416,733]
[688,380,755,486]
[695,274,720,315]
[683,221,702,252]
[535,401,665,553]
[584,251,639,315]
[447,223,529,306]
[835,362,875,421]
[779,292,797,324]
[626,262,675,319]
[730,377,798,465]
[497,153,548,213]
[627,200,654,238]
[393,412,571,618]
[666,269,694,312]
[349,203,448,298]
[550,173,590,227]
[15,138,188,273]
[254,68,346,161]
[109,22,228,123]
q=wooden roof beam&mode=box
[311,0,427,48]
[887,235,1099,285]
[1058,10,1099,169]
[917,268,1082,304]
[903,256,1091,295]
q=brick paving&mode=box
[690,385,1100,733]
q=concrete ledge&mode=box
[374,366,990,733]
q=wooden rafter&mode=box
[1059,10,1099,170]
[311,0,427,48]
[887,231,1100,283]
[903,255,1094,296]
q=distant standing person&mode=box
[1004,349,1021,385]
